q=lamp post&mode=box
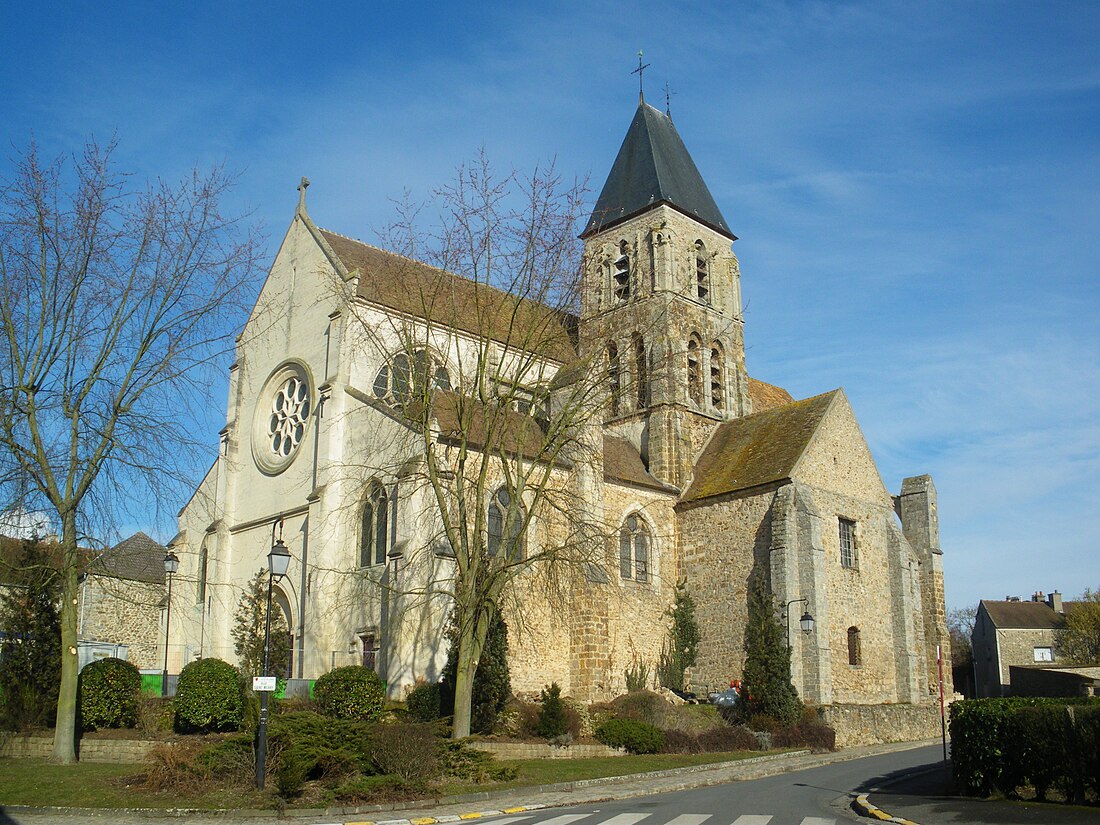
[783,597,815,651]
[255,529,291,790]
[161,551,179,697]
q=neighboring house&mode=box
[0,532,170,672]
[1009,664,1100,698]
[168,96,953,742]
[972,591,1070,697]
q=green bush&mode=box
[314,665,385,721]
[441,613,512,734]
[536,682,568,740]
[266,711,374,797]
[609,690,672,727]
[595,717,664,754]
[173,658,245,733]
[78,657,141,730]
[406,682,442,722]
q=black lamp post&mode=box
[255,530,291,790]
[784,597,815,652]
[161,551,179,697]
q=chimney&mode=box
[1032,591,1045,602]
[1047,591,1064,613]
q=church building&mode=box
[170,96,952,743]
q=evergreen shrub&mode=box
[174,658,245,733]
[314,665,385,721]
[266,711,374,796]
[78,657,141,730]
[406,681,442,722]
[595,717,664,754]
[536,682,568,740]
[441,613,511,734]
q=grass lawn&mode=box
[0,758,266,810]
[441,750,769,795]
[0,750,777,810]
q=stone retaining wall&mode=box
[817,702,944,748]
[0,735,159,763]
[467,741,624,759]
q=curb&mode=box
[852,792,919,825]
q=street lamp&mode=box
[784,597,815,652]
[255,526,291,790]
[161,551,179,697]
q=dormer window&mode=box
[695,240,710,303]
[613,241,631,302]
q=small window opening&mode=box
[608,342,621,415]
[839,517,856,569]
[613,241,631,302]
[633,333,648,409]
[710,345,724,410]
[687,338,702,405]
[695,240,710,303]
[847,626,862,666]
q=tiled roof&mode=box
[93,532,169,584]
[319,230,577,363]
[583,101,735,240]
[681,391,838,502]
[603,436,675,491]
[748,378,795,413]
[427,391,566,465]
[980,600,1069,630]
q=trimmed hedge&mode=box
[950,697,1100,801]
[174,658,246,733]
[314,666,385,722]
[595,717,664,754]
[79,657,141,730]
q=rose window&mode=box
[267,376,311,456]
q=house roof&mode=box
[980,599,1069,629]
[681,390,838,502]
[603,436,675,492]
[319,229,577,363]
[582,101,735,241]
[92,532,169,585]
[748,378,795,413]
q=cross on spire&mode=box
[632,51,651,104]
[664,81,675,119]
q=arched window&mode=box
[608,342,621,415]
[618,514,650,582]
[196,542,208,605]
[687,337,702,405]
[695,240,710,303]
[633,333,648,409]
[487,487,525,560]
[360,483,389,567]
[847,626,862,666]
[710,344,724,410]
[613,241,631,302]
[373,349,451,405]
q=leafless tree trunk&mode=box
[0,139,259,762]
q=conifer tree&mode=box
[657,581,700,693]
[441,609,511,734]
[231,569,290,680]
[0,538,61,730]
[739,574,801,725]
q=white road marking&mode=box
[664,816,710,825]
[595,815,651,825]
[798,818,835,825]
[536,815,595,825]
[731,816,773,825]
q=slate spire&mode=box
[582,101,735,240]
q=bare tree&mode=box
[1059,587,1100,665]
[0,139,259,762]
[947,604,976,670]
[331,155,621,738]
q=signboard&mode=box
[253,676,277,692]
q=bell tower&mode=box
[579,100,751,488]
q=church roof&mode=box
[682,390,839,502]
[980,600,1070,630]
[603,436,676,491]
[318,229,577,363]
[748,378,795,413]
[582,101,735,241]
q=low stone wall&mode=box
[817,703,944,748]
[467,741,624,759]
[0,735,159,764]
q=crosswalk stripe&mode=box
[595,815,650,825]
[798,819,835,825]
[664,816,710,825]
[477,818,532,825]
[731,816,772,825]
[536,815,594,825]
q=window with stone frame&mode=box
[839,517,857,569]
[633,332,649,408]
[618,514,651,583]
[608,342,621,415]
[695,239,710,303]
[361,633,379,671]
[487,487,526,560]
[710,344,724,410]
[613,240,631,302]
[687,337,702,405]
[847,626,862,666]
[372,348,451,406]
[360,483,390,567]
[196,542,208,605]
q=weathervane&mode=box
[632,51,651,103]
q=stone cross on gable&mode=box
[297,176,310,213]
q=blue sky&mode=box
[3,1,1097,610]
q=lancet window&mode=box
[613,241,631,302]
[360,483,390,567]
[618,514,651,582]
